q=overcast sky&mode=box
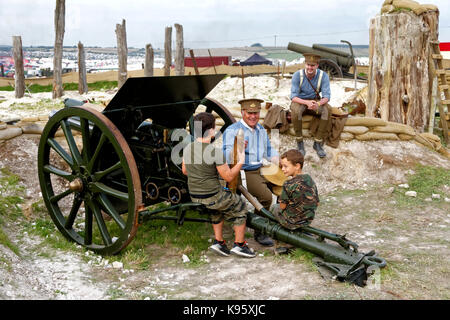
[1,0,449,48]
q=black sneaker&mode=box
[230,241,256,258]
[209,239,230,257]
[254,233,275,247]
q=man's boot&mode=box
[313,140,326,158]
[297,140,305,156]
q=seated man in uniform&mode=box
[182,112,256,258]
[290,53,331,158]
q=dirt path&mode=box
[0,134,449,300]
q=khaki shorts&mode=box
[191,188,247,226]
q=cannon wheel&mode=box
[197,97,237,133]
[37,106,142,255]
[319,58,343,79]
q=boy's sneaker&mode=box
[209,239,230,257]
[230,241,256,258]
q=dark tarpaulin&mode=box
[240,53,273,66]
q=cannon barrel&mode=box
[287,42,354,69]
[238,185,386,286]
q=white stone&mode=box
[405,191,417,197]
[112,261,123,269]
[182,254,190,263]
[431,194,440,199]
[399,183,409,189]
[445,198,450,203]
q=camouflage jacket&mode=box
[279,174,319,229]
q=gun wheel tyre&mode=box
[319,59,343,79]
[197,97,237,133]
[38,106,142,255]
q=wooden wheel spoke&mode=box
[60,120,83,167]
[84,204,93,245]
[88,200,113,246]
[87,133,107,172]
[89,182,129,202]
[93,161,122,182]
[43,164,75,181]
[48,138,74,168]
[50,188,74,203]
[64,197,83,229]
[97,194,126,230]
[80,118,92,163]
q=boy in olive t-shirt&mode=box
[182,112,256,258]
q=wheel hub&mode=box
[69,178,84,192]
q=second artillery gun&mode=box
[288,41,361,79]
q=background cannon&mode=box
[37,74,385,286]
[287,41,358,79]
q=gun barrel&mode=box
[312,44,352,58]
[287,42,353,69]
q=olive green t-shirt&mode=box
[183,141,226,195]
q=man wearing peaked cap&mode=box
[290,52,331,158]
[222,97,279,247]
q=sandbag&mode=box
[345,117,387,127]
[383,0,393,5]
[398,133,415,140]
[381,4,396,13]
[342,126,369,135]
[340,132,354,141]
[414,133,435,149]
[371,122,416,135]
[419,132,440,142]
[355,132,399,141]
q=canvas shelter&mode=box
[240,53,272,66]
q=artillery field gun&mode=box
[288,41,361,79]
[37,74,385,286]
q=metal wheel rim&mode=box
[37,106,142,255]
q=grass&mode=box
[0,80,118,93]
[0,167,25,256]
[393,164,450,206]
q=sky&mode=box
[1,0,449,49]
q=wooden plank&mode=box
[429,40,440,45]
[432,54,443,60]
[441,99,450,105]
[435,69,447,75]
[439,84,449,91]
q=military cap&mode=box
[303,53,321,65]
[238,98,264,112]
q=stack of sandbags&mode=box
[381,0,439,15]
[14,115,49,134]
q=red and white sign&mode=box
[440,42,450,59]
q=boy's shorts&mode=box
[270,203,312,230]
[190,188,247,227]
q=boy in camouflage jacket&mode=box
[271,149,319,230]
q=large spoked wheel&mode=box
[37,106,142,255]
[319,58,343,79]
[196,97,237,134]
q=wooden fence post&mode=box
[53,0,65,99]
[164,26,172,76]
[189,50,199,75]
[174,23,185,76]
[12,36,25,98]
[144,44,154,77]
[115,19,128,89]
[78,41,88,94]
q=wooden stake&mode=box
[53,0,65,99]
[189,49,199,75]
[208,49,217,74]
[164,26,172,76]
[12,36,25,98]
[77,41,88,94]
[115,19,128,89]
[144,44,154,77]
[174,23,185,76]
[241,68,245,98]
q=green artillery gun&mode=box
[37,74,385,287]
[288,41,361,79]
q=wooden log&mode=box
[174,24,184,76]
[144,44,154,77]
[12,36,25,98]
[115,19,128,89]
[164,26,172,76]
[77,41,88,94]
[53,0,65,99]
[367,10,439,131]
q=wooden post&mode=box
[241,68,245,98]
[276,62,280,88]
[164,26,172,76]
[208,49,217,74]
[77,41,88,94]
[367,10,439,131]
[174,23,184,76]
[53,0,65,99]
[12,36,25,98]
[144,44,154,77]
[189,49,199,75]
[115,19,128,89]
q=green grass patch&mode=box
[393,165,450,206]
[0,167,25,256]
[0,80,118,93]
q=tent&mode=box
[240,53,272,66]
